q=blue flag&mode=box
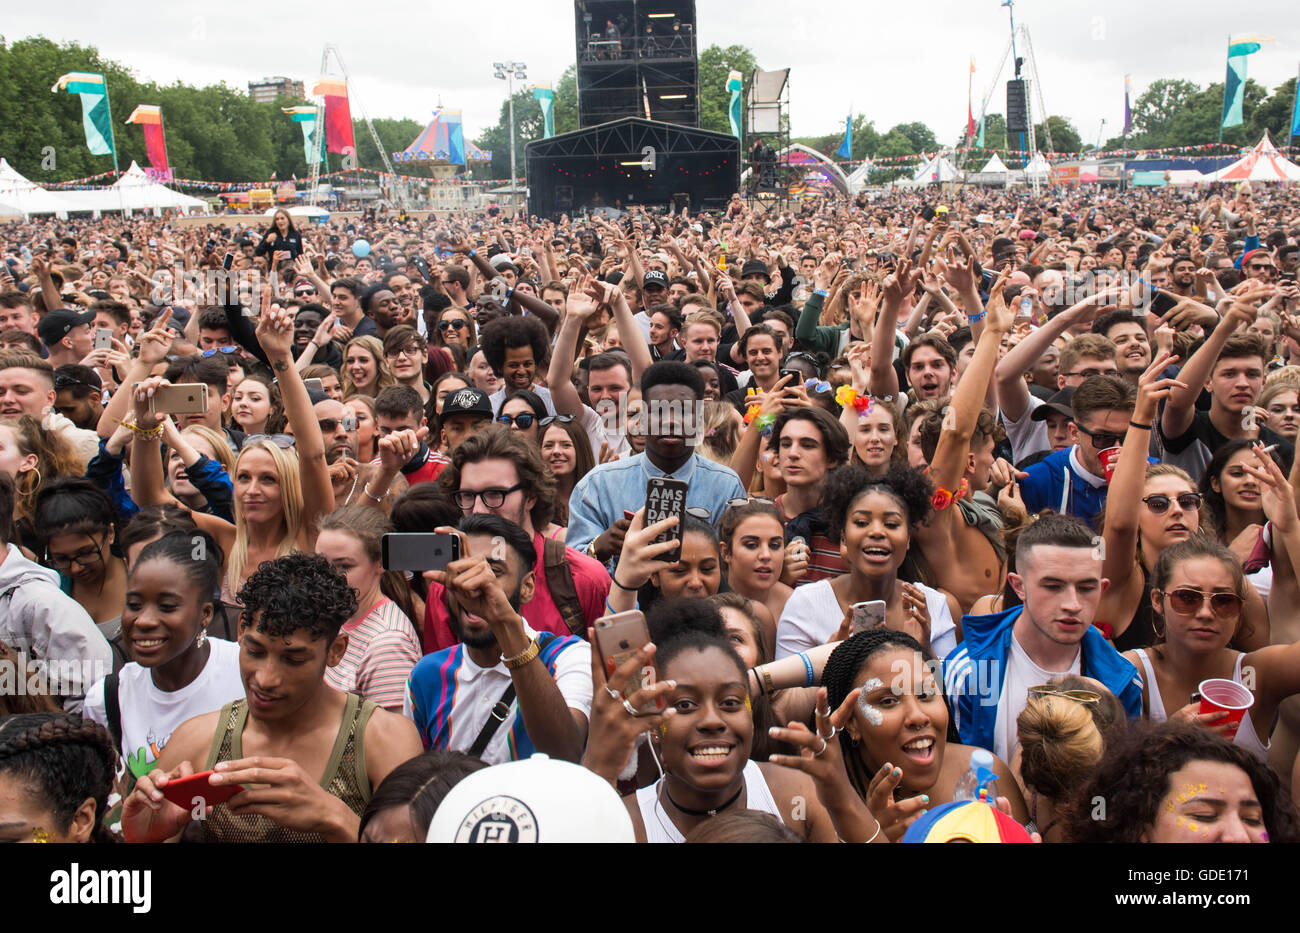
[835,113,852,159]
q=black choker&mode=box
[663,783,744,818]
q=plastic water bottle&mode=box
[953,748,998,802]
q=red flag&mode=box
[313,80,356,156]
[967,58,977,139]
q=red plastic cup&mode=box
[1198,678,1254,739]
[1099,446,1122,483]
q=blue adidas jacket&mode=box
[1018,446,1109,530]
[942,604,1143,754]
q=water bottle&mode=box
[953,748,999,802]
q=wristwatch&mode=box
[586,539,601,560]
[502,636,541,670]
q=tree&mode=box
[471,66,579,180]
[697,44,759,136]
[1249,77,1298,143]
[1129,78,1199,148]
[888,121,937,154]
[1036,115,1082,154]
[1167,79,1268,147]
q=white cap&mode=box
[426,754,635,843]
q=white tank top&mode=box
[635,759,782,843]
[1134,649,1269,759]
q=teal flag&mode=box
[835,113,852,159]
[51,72,115,156]
[727,70,743,139]
[1222,38,1267,130]
[533,86,555,138]
[977,116,985,149]
[283,107,321,165]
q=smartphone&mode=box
[850,600,887,635]
[645,477,689,564]
[380,532,460,573]
[593,609,661,713]
[94,328,114,351]
[158,770,244,809]
[222,252,234,271]
[304,377,325,394]
[1150,289,1179,317]
[148,383,209,415]
[919,206,936,222]
[779,368,803,385]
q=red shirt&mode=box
[402,447,450,487]
[423,532,611,653]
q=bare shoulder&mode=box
[155,708,225,772]
[364,706,424,784]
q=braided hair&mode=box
[822,630,950,798]
[0,713,117,843]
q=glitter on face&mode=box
[857,677,884,726]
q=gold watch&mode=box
[502,636,541,670]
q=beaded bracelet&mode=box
[115,417,163,440]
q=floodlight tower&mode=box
[494,61,528,187]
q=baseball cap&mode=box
[441,387,492,419]
[426,754,635,843]
[643,269,669,290]
[1031,386,1076,422]
[741,259,770,281]
[489,254,519,275]
[36,308,96,348]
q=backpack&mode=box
[541,538,588,637]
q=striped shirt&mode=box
[403,629,592,765]
[324,598,422,710]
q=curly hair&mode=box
[438,424,555,531]
[0,713,116,843]
[820,462,934,545]
[0,415,82,528]
[1059,721,1300,843]
[479,316,550,376]
[646,597,746,677]
[237,552,357,642]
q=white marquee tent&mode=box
[0,158,72,217]
[903,153,961,187]
[58,162,208,214]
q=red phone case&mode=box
[158,770,245,808]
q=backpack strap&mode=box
[468,682,516,758]
[543,537,588,637]
[104,672,123,752]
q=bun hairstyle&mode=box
[1016,694,1104,800]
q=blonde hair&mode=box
[179,424,235,474]
[1265,365,1300,389]
[340,335,396,398]
[1016,693,1104,800]
[698,401,740,466]
[226,439,304,593]
[0,416,80,525]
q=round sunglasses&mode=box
[1142,492,1202,514]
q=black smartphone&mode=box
[380,532,460,573]
[919,206,936,222]
[645,477,689,564]
[779,368,803,385]
[222,252,234,271]
[1150,289,1179,317]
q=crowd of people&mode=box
[2,180,1300,844]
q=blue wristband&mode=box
[799,652,815,687]
[814,288,829,298]
[967,311,987,322]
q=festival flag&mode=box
[312,79,356,155]
[124,105,170,179]
[1290,62,1300,145]
[532,84,555,138]
[1123,75,1132,137]
[727,70,743,139]
[439,109,467,166]
[976,116,985,149]
[1222,35,1271,130]
[51,72,116,159]
[836,112,852,159]
[967,58,978,139]
[283,106,321,166]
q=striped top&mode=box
[324,598,422,710]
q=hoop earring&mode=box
[1150,595,1166,641]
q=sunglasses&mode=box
[438,319,469,332]
[245,433,295,449]
[1027,685,1101,705]
[201,346,239,358]
[539,414,575,427]
[1248,265,1276,274]
[294,288,316,297]
[318,417,357,433]
[725,496,775,510]
[497,413,536,429]
[1142,492,1202,514]
[1157,587,1243,619]
[684,506,713,521]
[1075,424,1126,449]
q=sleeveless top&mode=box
[1107,563,1157,651]
[635,759,782,843]
[1133,649,1270,760]
[200,692,376,843]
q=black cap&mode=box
[441,387,493,419]
[643,269,669,290]
[36,308,96,348]
[741,259,770,281]
[1031,386,1076,422]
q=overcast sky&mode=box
[6,1,1299,151]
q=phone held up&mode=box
[148,383,210,416]
[645,477,689,564]
[593,609,663,713]
[380,532,461,573]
